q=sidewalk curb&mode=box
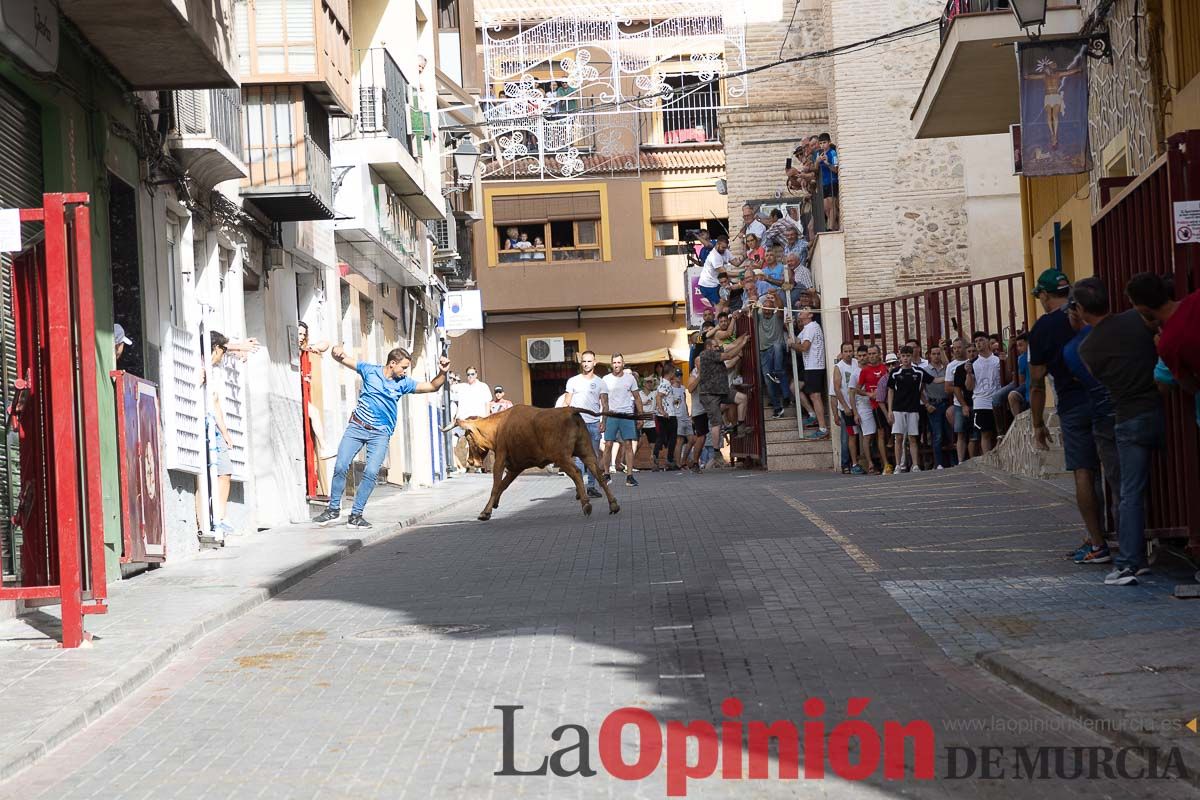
[0,484,490,783]
[977,651,1200,791]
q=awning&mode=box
[593,347,690,366]
[492,190,602,225]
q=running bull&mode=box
[445,405,642,521]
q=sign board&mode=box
[0,208,21,252]
[441,289,484,330]
[0,0,58,73]
[686,266,708,328]
[1175,201,1200,244]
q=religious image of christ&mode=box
[1023,55,1084,150]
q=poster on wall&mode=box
[686,266,711,328]
[441,289,484,331]
[1016,40,1093,177]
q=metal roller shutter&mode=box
[0,79,43,581]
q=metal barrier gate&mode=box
[0,194,107,647]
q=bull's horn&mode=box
[440,419,463,433]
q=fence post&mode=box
[924,289,941,348]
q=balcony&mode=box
[335,175,429,288]
[169,88,248,186]
[911,1,1085,139]
[234,0,353,115]
[59,0,238,88]
[240,85,334,222]
[331,49,444,221]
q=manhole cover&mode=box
[348,624,487,641]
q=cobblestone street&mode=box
[3,468,1197,799]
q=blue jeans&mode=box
[573,419,602,487]
[1113,409,1165,571]
[839,421,852,469]
[328,420,391,516]
[760,343,789,411]
[929,399,951,468]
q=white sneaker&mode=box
[911,466,922,472]
[936,465,944,470]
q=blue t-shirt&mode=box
[815,147,838,187]
[1018,352,1030,402]
[1155,358,1200,426]
[354,362,417,434]
[1062,325,1114,418]
[1028,306,1087,413]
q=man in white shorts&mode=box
[887,345,933,472]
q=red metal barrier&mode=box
[839,271,1027,357]
[0,194,107,647]
[727,312,765,466]
[1092,130,1200,555]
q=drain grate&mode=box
[347,623,488,641]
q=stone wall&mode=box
[721,0,829,246]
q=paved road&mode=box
[4,468,1197,799]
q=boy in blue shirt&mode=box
[314,346,450,528]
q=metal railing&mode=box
[356,48,411,152]
[727,312,766,466]
[940,0,1011,38]
[1092,129,1200,554]
[306,138,332,209]
[174,88,244,156]
[652,94,721,145]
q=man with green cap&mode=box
[1027,268,1110,565]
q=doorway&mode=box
[108,174,144,378]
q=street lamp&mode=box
[1010,0,1048,30]
[452,139,480,183]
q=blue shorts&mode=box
[604,416,638,441]
[1059,402,1099,472]
[698,284,721,308]
[952,405,981,440]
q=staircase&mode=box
[763,408,835,471]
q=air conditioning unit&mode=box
[526,336,565,364]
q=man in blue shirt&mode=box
[314,346,450,528]
[1027,268,1108,565]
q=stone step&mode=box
[763,416,822,433]
[766,438,834,457]
[765,427,833,443]
[767,452,835,471]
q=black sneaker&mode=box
[586,486,603,499]
[313,508,340,526]
[625,475,638,487]
[347,514,372,529]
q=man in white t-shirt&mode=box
[831,342,863,474]
[697,236,736,310]
[601,354,643,488]
[563,350,609,496]
[741,203,767,245]
[452,367,493,420]
[790,307,829,439]
[965,331,1002,454]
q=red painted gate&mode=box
[1092,129,1200,556]
[0,194,108,647]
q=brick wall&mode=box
[721,1,829,247]
[826,0,978,301]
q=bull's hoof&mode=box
[583,502,593,516]
[478,511,492,521]
[609,503,620,515]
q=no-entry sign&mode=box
[1175,200,1200,244]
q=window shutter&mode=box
[174,90,207,136]
[220,359,249,480]
[160,325,206,474]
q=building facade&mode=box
[449,0,742,402]
[0,0,479,621]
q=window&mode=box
[652,72,721,145]
[651,219,726,258]
[438,0,460,28]
[166,217,183,327]
[491,190,604,264]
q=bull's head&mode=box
[442,416,497,468]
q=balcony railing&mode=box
[174,88,244,156]
[940,0,1011,39]
[306,138,332,210]
[648,96,721,145]
[356,48,412,152]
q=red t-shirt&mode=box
[1158,290,1200,385]
[858,363,889,409]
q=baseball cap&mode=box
[885,352,899,364]
[114,324,133,346]
[493,385,504,392]
[1032,268,1071,296]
